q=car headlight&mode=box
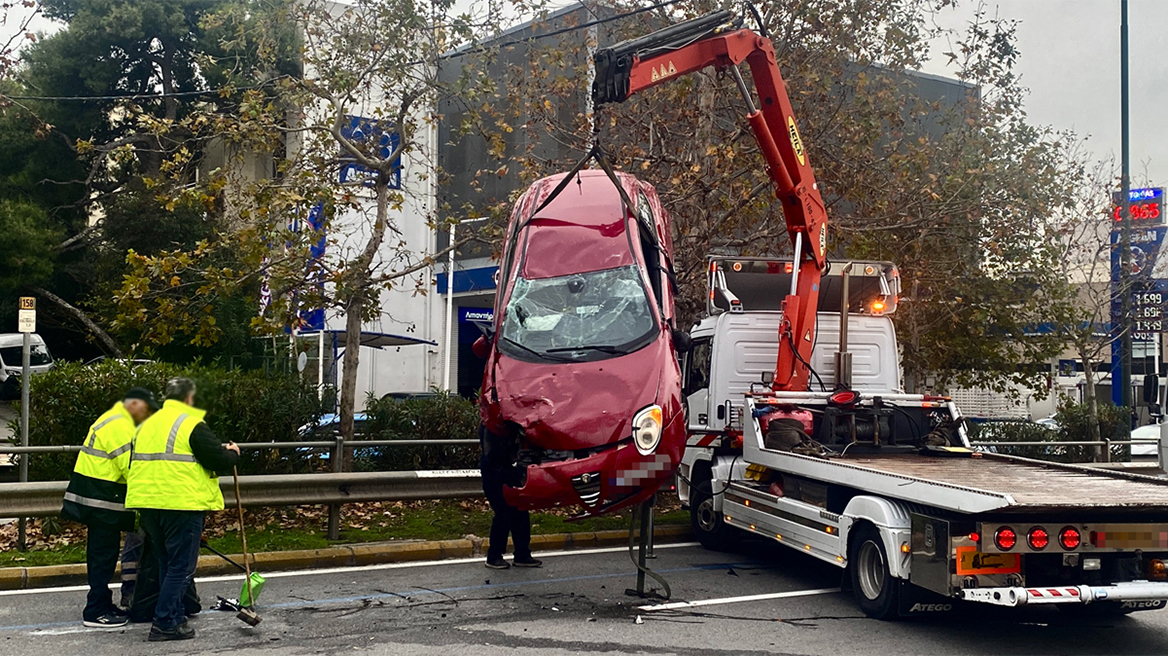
[632,405,663,456]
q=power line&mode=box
[3,0,689,101]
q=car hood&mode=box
[486,338,667,452]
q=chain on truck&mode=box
[593,7,1168,619]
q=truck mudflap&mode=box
[961,582,1168,607]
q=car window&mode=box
[500,265,657,361]
[0,344,52,367]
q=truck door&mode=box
[684,337,712,431]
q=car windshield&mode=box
[0,344,52,367]
[500,265,657,361]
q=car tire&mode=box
[849,523,899,620]
[689,476,734,551]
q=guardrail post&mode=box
[1104,438,1112,463]
[327,434,343,540]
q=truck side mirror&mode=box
[471,335,491,359]
[1143,374,1159,404]
[671,329,693,353]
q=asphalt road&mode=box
[0,539,1165,655]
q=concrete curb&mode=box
[0,524,693,591]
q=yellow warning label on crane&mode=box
[787,116,805,166]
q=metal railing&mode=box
[0,437,483,541]
[969,438,1162,466]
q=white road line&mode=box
[0,541,703,596]
[638,587,840,611]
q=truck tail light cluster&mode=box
[993,525,1083,551]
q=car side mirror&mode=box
[671,329,693,353]
[471,335,491,359]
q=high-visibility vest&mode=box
[125,399,224,511]
[61,403,136,526]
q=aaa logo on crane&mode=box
[787,116,806,166]
[650,61,678,82]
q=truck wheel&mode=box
[849,524,899,620]
[690,478,734,551]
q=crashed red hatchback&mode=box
[476,169,686,517]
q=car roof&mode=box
[0,333,46,347]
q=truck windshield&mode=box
[500,265,657,361]
[0,344,53,367]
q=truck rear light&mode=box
[1027,527,1049,550]
[995,526,1017,551]
[870,297,887,314]
[1150,559,1167,581]
[1058,526,1081,550]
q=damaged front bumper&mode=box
[503,439,681,517]
[961,581,1168,607]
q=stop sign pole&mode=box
[16,297,34,551]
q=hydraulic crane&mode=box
[593,8,829,392]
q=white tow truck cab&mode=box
[680,256,1168,619]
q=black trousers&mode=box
[84,523,123,621]
[482,466,531,561]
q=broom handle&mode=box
[233,466,256,606]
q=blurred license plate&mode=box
[1091,528,1168,549]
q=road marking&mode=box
[0,542,702,596]
[638,587,840,611]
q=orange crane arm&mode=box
[593,10,828,391]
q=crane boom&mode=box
[593,10,829,392]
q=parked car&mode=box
[1130,423,1161,458]
[475,169,687,517]
[0,333,55,399]
[296,413,370,439]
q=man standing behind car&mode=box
[62,387,160,629]
[126,378,239,642]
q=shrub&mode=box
[359,390,481,471]
[967,401,1130,463]
[15,359,326,480]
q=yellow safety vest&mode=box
[126,399,224,511]
[62,403,135,517]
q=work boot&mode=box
[148,622,195,641]
[513,556,543,568]
[485,556,510,569]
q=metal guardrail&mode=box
[970,439,1162,467]
[0,470,483,518]
[0,439,479,454]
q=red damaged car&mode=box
[475,169,687,517]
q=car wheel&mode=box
[850,523,899,620]
[689,477,734,551]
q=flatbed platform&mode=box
[748,446,1168,515]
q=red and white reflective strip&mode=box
[687,434,722,448]
[1025,587,1081,604]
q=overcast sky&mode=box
[922,0,1168,189]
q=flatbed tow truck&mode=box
[591,10,1168,618]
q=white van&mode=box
[0,333,55,398]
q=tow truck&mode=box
[594,9,1168,618]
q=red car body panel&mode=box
[479,170,684,516]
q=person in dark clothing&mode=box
[479,426,542,569]
[61,387,159,629]
[126,378,239,642]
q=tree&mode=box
[111,0,538,441]
[450,0,1080,396]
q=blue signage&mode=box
[339,116,402,189]
[460,308,494,323]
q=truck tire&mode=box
[849,524,899,620]
[690,478,734,551]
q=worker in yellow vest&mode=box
[126,377,239,642]
[62,387,160,629]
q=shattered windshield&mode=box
[500,265,657,361]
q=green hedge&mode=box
[967,401,1130,463]
[358,390,480,471]
[15,359,327,480]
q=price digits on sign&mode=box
[1114,202,1162,221]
